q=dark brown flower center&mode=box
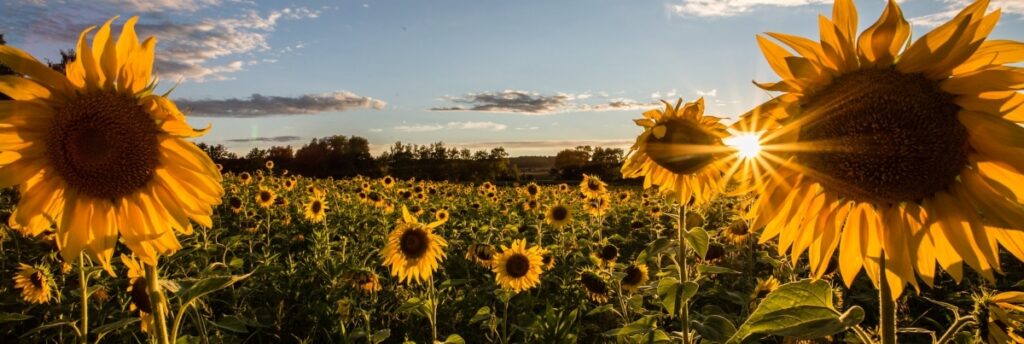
[30,271,44,289]
[622,265,644,286]
[311,200,322,213]
[399,227,430,259]
[798,69,966,204]
[581,272,608,294]
[599,245,618,261]
[229,196,243,210]
[474,245,494,261]
[259,191,272,203]
[587,180,601,191]
[728,220,749,236]
[550,206,568,221]
[131,277,152,313]
[645,118,719,174]
[527,185,539,196]
[47,92,158,199]
[505,254,531,278]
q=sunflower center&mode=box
[399,227,430,259]
[131,277,152,313]
[311,201,322,213]
[728,221,749,235]
[259,191,272,202]
[505,254,531,278]
[551,206,568,221]
[229,197,243,209]
[798,69,965,204]
[599,245,618,261]
[622,266,644,285]
[47,92,159,199]
[645,118,719,174]
[581,272,608,294]
[30,271,45,289]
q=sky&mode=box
[2,0,1023,156]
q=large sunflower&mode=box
[737,0,1024,298]
[13,263,52,304]
[381,206,448,284]
[0,17,223,269]
[621,98,732,204]
[492,239,544,293]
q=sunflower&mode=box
[304,194,328,223]
[736,0,1024,298]
[381,206,448,284]
[13,263,52,304]
[434,209,449,222]
[753,276,781,300]
[580,270,611,303]
[541,250,556,271]
[621,98,731,204]
[381,176,395,188]
[256,187,276,208]
[594,244,618,268]
[584,194,611,217]
[282,178,295,191]
[579,174,607,198]
[467,243,497,268]
[264,160,274,170]
[558,183,569,193]
[524,183,541,198]
[492,239,544,293]
[620,263,649,293]
[122,254,154,333]
[545,204,572,228]
[976,291,1024,343]
[350,269,382,294]
[228,196,243,214]
[522,199,539,212]
[0,17,223,268]
[239,172,252,185]
[722,218,751,244]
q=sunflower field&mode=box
[3,0,1024,343]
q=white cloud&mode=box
[394,124,445,133]
[670,0,829,17]
[446,121,508,131]
[177,91,386,117]
[431,90,658,115]
[368,128,383,133]
[696,89,718,97]
[910,0,1024,28]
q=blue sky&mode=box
[3,0,1023,156]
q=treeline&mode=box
[199,136,627,183]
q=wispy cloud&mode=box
[226,135,303,143]
[177,91,386,117]
[696,89,718,97]
[1,1,321,82]
[910,0,1023,28]
[455,139,633,150]
[393,121,509,132]
[670,0,829,17]
[431,90,657,115]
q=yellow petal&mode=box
[116,16,140,92]
[838,202,866,287]
[942,68,1024,94]
[0,46,72,93]
[93,16,119,89]
[857,0,909,67]
[954,40,1024,75]
[0,76,52,101]
[757,35,795,81]
[70,25,102,90]
[956,91,1024,122]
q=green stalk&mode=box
[677,204,690,344]
[144,263,171,344]
[879,255,896,344]
[78,253,88,344]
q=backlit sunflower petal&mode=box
[67,25,99,89]
[957,91,1024,122]
[897,12,973,74]
[929,10,1001,79]
[954,40,1024,74]
[766,32,829,70]
[86,200,118,276]
[757,35,796,81]
[960,110,1024,172]
[0,46,72,93]
[0,76,53,101]
[94,16,119,89]
[832,0,857,48]
[839,202,866,287]
[943,68,1024,94]
[116,16,140,92]
[857,0,909,67]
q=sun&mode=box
[723,131,763,159]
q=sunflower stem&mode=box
[427,277,438,342]
[879,254,897,344]
[144,263,171,344]
[78,253,88,344]
[936,315,975,344]
[677,204,690,344]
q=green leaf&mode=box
[727,279,864,344]
[697,264,741,275]
[210,315,249,334]
[177,271,254,308]
[370,329,391,344]
[0,312,31,324]
[657,277,698,317]
[469,306,492,324]
[442,334,465,344]
[20,321,73,338]
[586,303,615,316]
[637,237,672,262]
[693,315,737,343]
[398,297,430,318]
[685,227,709,259]
[92,318,139,335]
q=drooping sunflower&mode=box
[593,244,618,268]
[545,204,572,228]
[239,172,252,185]
[584,194,611,217]
[349,269,382,294]
[492,239,545,293]
[256,187,276,208]
[122,254,154,333]
[722,218,751,244]
[579,174,607,198]
[381,206,448,284]
[976,290,1024,343]
[736,0,1024,298]
[621,98,731,204]
[466,242,497,269]
[304,194,328,223]
[522,199,540,212]
[13,263,52,304]
[0,17,223,269]
[753,276,781,300]
[579,270,611,303]
[620,263,650,293]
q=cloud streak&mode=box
[910,0,1023,28]
[670,0,829,17]
[226,135,303,143]
[431,90,657,115]
[393,121,509,132]
[455,139,633,150]
[177,92,387,117]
